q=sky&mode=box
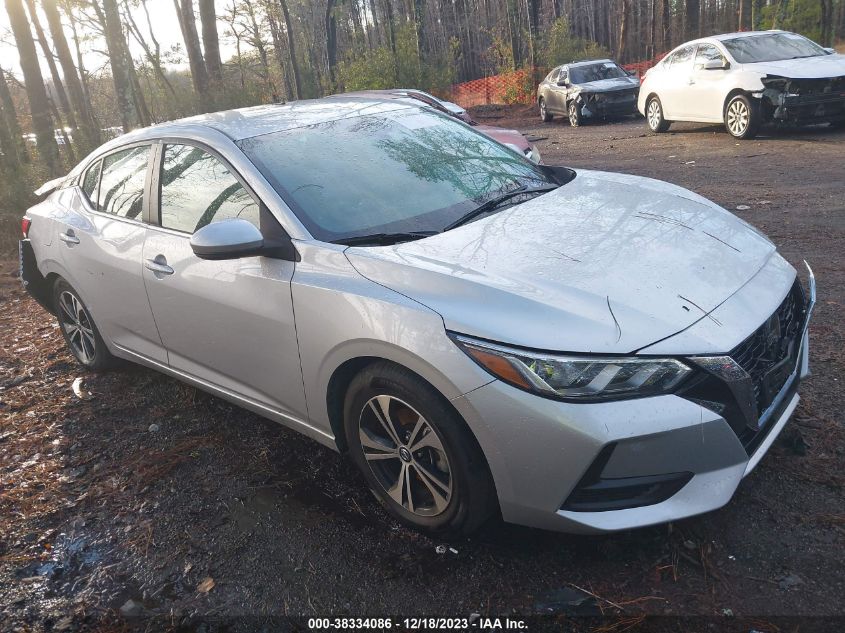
[0,0,240,78]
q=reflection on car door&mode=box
[141,142,308,422]
[660,45,697,119]
[60,145,167,363]
[688,44,731,121]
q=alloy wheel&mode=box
[539,99,546,119]
[58,291,96,363]
[647,100,661,131]
[358,395,452,517]
[727,99,749,136]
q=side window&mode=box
[159,144,260,234]
[559,69,569,84]
[669,45,696,69]
[97,146,150,219]
[695,44,726,69]
[81,160,101,205]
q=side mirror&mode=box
[190,218,266,260]
[823,47,835,54]
[703,58,729,70]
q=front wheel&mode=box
[646,96,670,132]
[539,97,552,122]
[568,101,582,127]
[725,94,760,139]
[344,362,496,537]
[53,279,116,371]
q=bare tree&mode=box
[277,0,301,99]
[174,0,211,104]
[199,0,224,82]
[41,0,99,148]
[4,0,60,173]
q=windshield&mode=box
[722,33,827,63]
[238,107,557,242]
[570,62,627,84]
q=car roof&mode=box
[677,29,791,48]
[105,97,415,145]
[565,59,616,68]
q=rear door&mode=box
[141,141,307,420]
[58,144,166,363]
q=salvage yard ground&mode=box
[1,108,843,631]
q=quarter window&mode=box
[97,146,150,219]
[159,144,260,234]
[81,160,101,204]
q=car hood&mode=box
[574,76,640,93]
[345,170,776,354]
[743,53,845,78]
[475,125,531,152]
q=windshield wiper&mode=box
[443,185,558,231]
[334,231,438,246]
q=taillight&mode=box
[21,216,31,238]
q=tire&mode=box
[724,94,760,139]
[646,96,670,133]
[52,279,116,371]
[344,361,497,537]
[568,101,582,127]
[539,97,552,122]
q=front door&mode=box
[688,44,732,121]
[141,142,307,421]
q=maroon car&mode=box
[330,89,541,163]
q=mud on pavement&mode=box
[1,108,844,631]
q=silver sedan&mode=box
[20,97,814,536]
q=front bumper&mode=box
[451,267,815,534]
[581,91,639,118]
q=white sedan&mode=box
[638,30,845,139]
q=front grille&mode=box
[730,280,805,416]
[678,279,808,455]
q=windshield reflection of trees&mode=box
[374,117,549,203]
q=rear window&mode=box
[97,145,149,219]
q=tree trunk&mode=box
[819,0,833,45]
[100,0,139,131]
[199,0,223,82]
[0,66,24,168]
[383,0,396,54]
[41,0,99,149]
[278,0,302,99]
[173,0,211,104]
[24,0,74,126]
[737,0,746,30]
[325,0,338,88]
[751,0,763,30]
[617,0,630,61]
[661,0,671,52]
[4,0,59,174]
[685,0,699,40]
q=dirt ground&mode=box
[1,108,844,632]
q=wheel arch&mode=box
[722,88,752,117]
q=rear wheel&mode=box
[344,362,496,537]
[539,97,552,122]
[646,96,670,133]
[725,94,760,139]
[53,279,116,371]
[568,101,582,127]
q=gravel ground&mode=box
[1,109,843,632]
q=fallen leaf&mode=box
[197,577,215,593]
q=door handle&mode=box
[59,230,79,245]
[144,257,174,276]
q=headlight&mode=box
[452,334,691,401]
